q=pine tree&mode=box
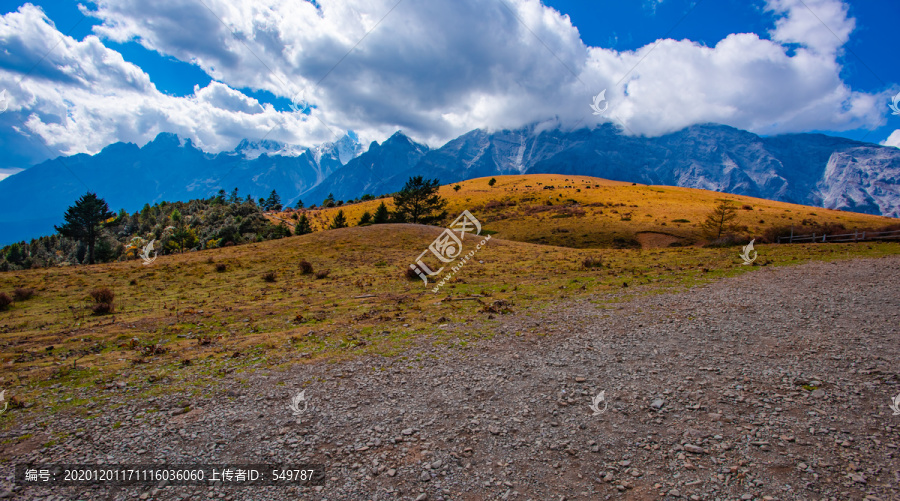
[358,211,372,226]
[488,177,497,187]
[265,190,282,211]
[168,227,199,253]
[229,188,240,204]
[701,200,738,240]
[55,192,115,264]
[295,198,304,209]
[294,214,312,235]
[372,201,390,224]
[392,176,447,224]
[4,243,24,265]
[167,209,197,253]
[329,210,348,229]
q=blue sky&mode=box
[0,0,897,179]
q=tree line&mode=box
[0,176,448,271]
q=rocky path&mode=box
[3,256,900,500]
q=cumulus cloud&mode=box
[0,4,339,163]
[883,130,900,149]
[0,0,892,166]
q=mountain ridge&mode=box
[1,123,898,244]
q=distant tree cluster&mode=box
[0,188,294,271]
[0,176,451,271]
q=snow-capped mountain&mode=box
[305,124,900,218]
[0,132,363,243]
[1,123,898,245]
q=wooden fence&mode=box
[777,229,900,244]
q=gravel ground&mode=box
[3,256,900,501]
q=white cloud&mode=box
[0,0,891,163]
[0,4,339,160]
[883,130,900,149]
[0,168,24,182]
[766,0,854,55]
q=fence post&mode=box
[862,231,866,241]
[812,233,815,242]
[790,225,794,243]
[854,230,858,242]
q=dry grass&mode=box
[0,176,897,419]
[273,174,893,249]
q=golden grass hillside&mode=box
[0,221,898,410]
[1,177,899,422]
[274,174,895,248]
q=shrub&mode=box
[0,292,11,310]
[263,271,277,283]
[299,260,314,275]
[405,267,421,281]
[315,269,330,279]
[215,263,227,272]
[88,287,115,315]
[582,257,603,269]
[89,287,115,304]
[742,204,753,210]
[92,302,114,315]
[761,225,797,244]
[12,287,35,301]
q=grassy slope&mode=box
[0,174,898,423]
[282,174,894,248]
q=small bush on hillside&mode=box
[0,292,12,310]
[582,257,603,269]
[315,269,330,279]
[215,263,227,272]
[89,287,115,304]
[703,234,746,248]
[92,302,114,315]
[405,267,420,281]
[89,287,115,315]
[299,260,314,275]
[263,271,277,282]
[13,287,35,301]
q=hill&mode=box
[1,221,898,391]
[282,174,897,249]
[304,123,900,218]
